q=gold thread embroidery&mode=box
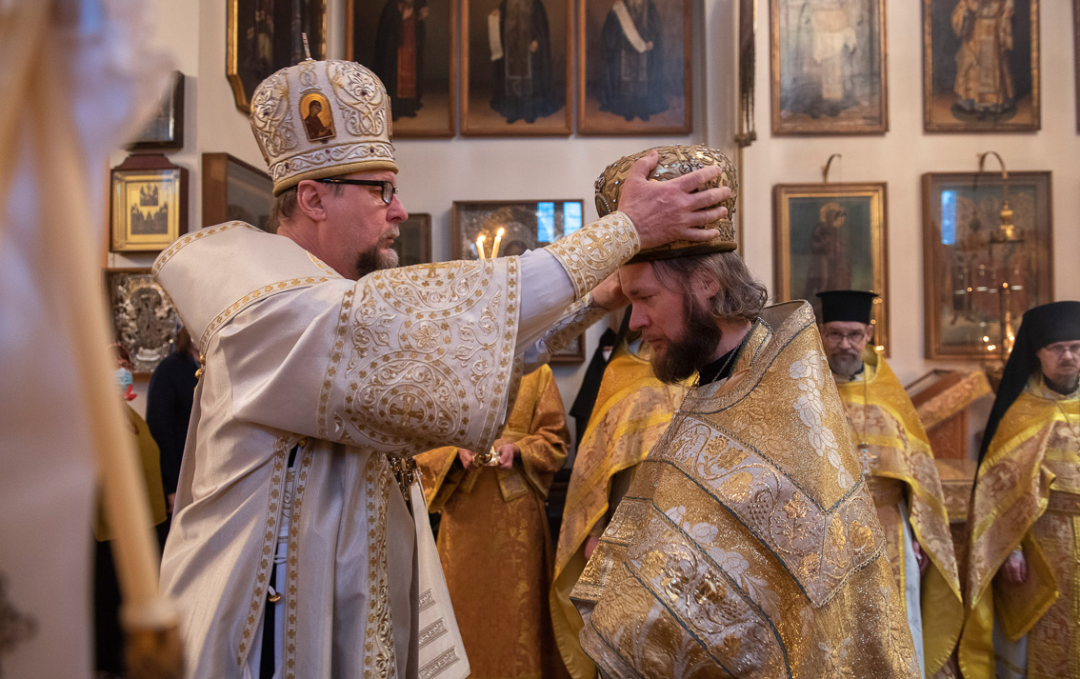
[152,221,256,276]
[364,453,396,678]
[199,276,332,351]
[282,443,314,679]
[546,212,639,300]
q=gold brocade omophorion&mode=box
[959,377,1080,679]
[834,350,963,677]
[571,302,920,679]
[417,365,570,679]
[549,341,688,679]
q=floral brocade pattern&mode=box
[546,212,639,300]
[573,302,918,679]
[322,258,521,458]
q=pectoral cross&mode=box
[859,442,871,478]
[388,395,426,426]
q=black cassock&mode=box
[491,0,558,124]
[373,0,427,119]
[598,0,667,122]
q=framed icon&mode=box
[394,213,434,265]
[128,71,185,151]
[577,0,692,135]
[227,0,327,113]
[773,182,890,353]
[201,153,274,231]
[105,269,181,376]
[110,154,188,253]
[460,0,572,136]
[347,0,457,137]
[923,0,1039,133]
[770,0,888,135]
[921,171,1053,359]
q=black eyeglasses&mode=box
[315,178,399,205]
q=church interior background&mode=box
[107,0,1079,463]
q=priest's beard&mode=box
[356,245,399,278]
[651,296,723,385]
[1044,372,1080,396]
[826,349,863,379]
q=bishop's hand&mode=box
[616,151,730,251]
[459,448,477,471]
[999,549,1027,585]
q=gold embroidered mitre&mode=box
[594,144,738,263]
[249,59,398,195]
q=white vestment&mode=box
[155,215,637,679]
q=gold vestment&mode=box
[959,377,1080,679]
[550,341,688,679]
[572,302,919,678]
[834,351,963,677]
[418,365,570,679]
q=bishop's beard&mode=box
[651,296,723,385]
[356,244,400,279]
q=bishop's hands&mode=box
[999,548,1028,585]
[616,150,731,252]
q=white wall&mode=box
[116,0,1079,434]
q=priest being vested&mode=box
[153,59,730,679]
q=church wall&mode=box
[109,0,1079,452]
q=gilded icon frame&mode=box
[226,0,328,113]
[452,199,586,362]
[460,0,573,136]
[773,182,890,353]
[921,172,1053,360]
[923,0,1040,133]
[346,0,458,137]
[105,269,181,376]
[770,0,888,136]
[201,153,274,231]
[110,154,188,253]
[576,0,693,135]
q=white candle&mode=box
[475,235,487,259]
[492,227,505,258]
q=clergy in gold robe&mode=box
[154,62,732,679]
[416,364,569,679]
[551,335,688,679]
[571,146,919,679]
[959,301,1080,679]
[818,290,964,678]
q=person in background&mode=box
[145,326,199,518]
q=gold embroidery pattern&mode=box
[307,252,343,279]
[657,420,883,607]
[788,351,855,491]
[364,452,396,679]
[538,294,607,357]
[546,213,639,300]
[152,221,255,276]
[236,436,295,667]
[328,60,390,138]
[283,445,314,679]
[250,70,297,161]
[340,259,520,456]
[269,141,396,185]
[199,276,333,352]
[318,287,356,440]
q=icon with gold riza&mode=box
[594,144,739,262]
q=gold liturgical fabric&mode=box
[550,341,689,679]
[959,377,1080,679]
[418,365,569,679]
[572,302,919,679]
[834,351,964,677]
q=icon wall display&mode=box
[128,71,185,151]
[227,0,327,113]
[923,0,1040,133]
[201,153,274,232]
[577,0,692,135]
[452,199,586,362]
[460,0,572,136]
[394,213,434,265]
[773,182,889,353]
[110,154,188,253]
[770,0,888,135]
[1075,0,1079,132]
[921,172,1053,360]
[105,269,181,376]
[347,0,457,137]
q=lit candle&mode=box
[475,234,487,259]
[492,227,505,258]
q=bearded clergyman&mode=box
[153,60,729,679]
[818,289,964,678]
[569,145,920,679]
[959,301,1080,679]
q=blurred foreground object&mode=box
[0,1,179,677]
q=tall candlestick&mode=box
[475,234,487,259]
[492,227,505,258]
